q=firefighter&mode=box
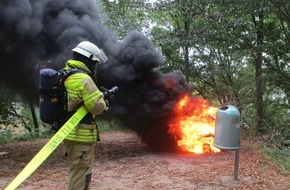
[63,41,108,190]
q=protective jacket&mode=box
[63,59,107,142]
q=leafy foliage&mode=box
[0,129,13,144]
[0,90,36,132]
[0,90,14,124]
[148,0,289,146]
[97,118,125,132]
[100,0,149,38]
[0,0,289,151]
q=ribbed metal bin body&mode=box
[214,105,241,150]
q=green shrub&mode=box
[262,147,290,175]
[97,118,124,132]
[0,129,13,144]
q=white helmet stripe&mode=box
[72,41,108,63]
[77,45,96,55]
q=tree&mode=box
[149,0,289,137]
[0,89,35,132]
[149,0,207,81]
[99,0,289,144]
[100,0,148,39]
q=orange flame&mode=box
[169,95,220,154]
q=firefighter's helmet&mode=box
[72,41,108,63]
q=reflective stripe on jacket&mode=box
[66,123,98,143]
[63,60,107,142]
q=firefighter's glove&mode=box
[105,100,109,111]
[105,100,109,107]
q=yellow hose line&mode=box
[5,105,88,190]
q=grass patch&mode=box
[0,128,52,144]
[0,119,123,145]
[13,132,51,142]
[97,119,124,132]
[262,147,290,175]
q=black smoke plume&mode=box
[0,0,194,151]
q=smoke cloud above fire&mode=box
[0,0,194,151]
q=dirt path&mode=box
[0,130,289,190]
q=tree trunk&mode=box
[184,19,190,82]
[29,98,39,132]
[254,11,265,134]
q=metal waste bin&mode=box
[214,105,241,150]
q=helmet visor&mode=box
[95,49,108,63]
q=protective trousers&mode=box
[64,140,95,190]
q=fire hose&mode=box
[5,86,118,190]
[5,105,87,190]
